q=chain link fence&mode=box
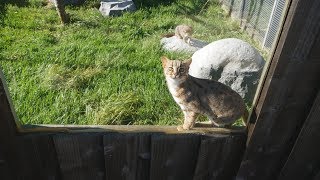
[220,0,286,50]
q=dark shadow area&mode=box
[182,0,220,29]
[133,0,178,9]
[134,0,209,16]
[0,0,29,26]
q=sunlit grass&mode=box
[0,0,263,125]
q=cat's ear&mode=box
[161,56,169,68]
[184,58,192,67]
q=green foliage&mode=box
[0,0,262,125]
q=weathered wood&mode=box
[313,171,320,180]
[53,133,105,180]
[237,0,320,179]
[193,134,246,180]
[0,149,13,180]
[149,134,200,180]
[136,134,151,180]
[21,124,245,134]
[278,91,320,179]
[103,133,150,180]
[0,68,20,180]
[16,134,61,180]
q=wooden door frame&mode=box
[237,0,320,178]
[1,0,320,178]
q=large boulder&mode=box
[160,36,209,54]
[99,0,136,17]
[189,38,265,103]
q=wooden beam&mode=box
[53,133,105,180]
[149,134,200,180]
[16,135,61,180]
[0,68,20,180]
[278,91,320,179]
[20,124,245,135]
[193,134,246,180]
[237,0,320,179]
[103,133,150,180]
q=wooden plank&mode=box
[313,171,320,180]
[20,124,245,134]
[0,67,20,180]
[149,134,200,180]
[53,133,105,180]
[136,134,151,180]
[278,91,320,179]
[193,134,246,180]
[0,149,13,180]
[237,0,320,179]
[16,134,61,180]
[103,133,150,180]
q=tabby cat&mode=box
[161,56,248,131]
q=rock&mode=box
[99,0,136,17]
[189,38,265,103]
[160,36,209,54]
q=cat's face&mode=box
[161,56,191,80]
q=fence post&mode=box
[262,0,286,49]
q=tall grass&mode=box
[0,0,264,125]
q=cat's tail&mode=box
[242,109,249,126]
[161,33,175,38]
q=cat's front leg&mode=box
[177,111,197,131]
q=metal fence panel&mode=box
[220,0,286,50]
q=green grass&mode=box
[0,0,265,125]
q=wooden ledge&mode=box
[19,124,246,135]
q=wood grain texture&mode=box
[0,68,20,180]
[238,0,320,179]
[103,133,150,180]
[278,91,320,179]
[21,124,245,134]
[193,134,246,180]
[53,133,105,180]
[149,134,200,180]
[16,134,61,180]
[0,149,13,180]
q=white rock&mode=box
[160,36,209,54]
[189,38,265,102]
[99,0,136,16]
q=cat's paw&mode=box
[177,125,185,131]
[177,125,191,131]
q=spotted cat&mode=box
[161,56,248,130]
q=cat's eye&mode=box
[168,67,174,72]
[179,68,185,73]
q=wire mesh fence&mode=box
[220,0,286,50]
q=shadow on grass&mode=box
[134,0,209,15]
[0,0,29,26]
[133,0,178,9]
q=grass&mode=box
[0,0,265,126]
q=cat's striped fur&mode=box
[161,56,247,130]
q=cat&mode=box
[161,56,248,131]
[162,25,193,45]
